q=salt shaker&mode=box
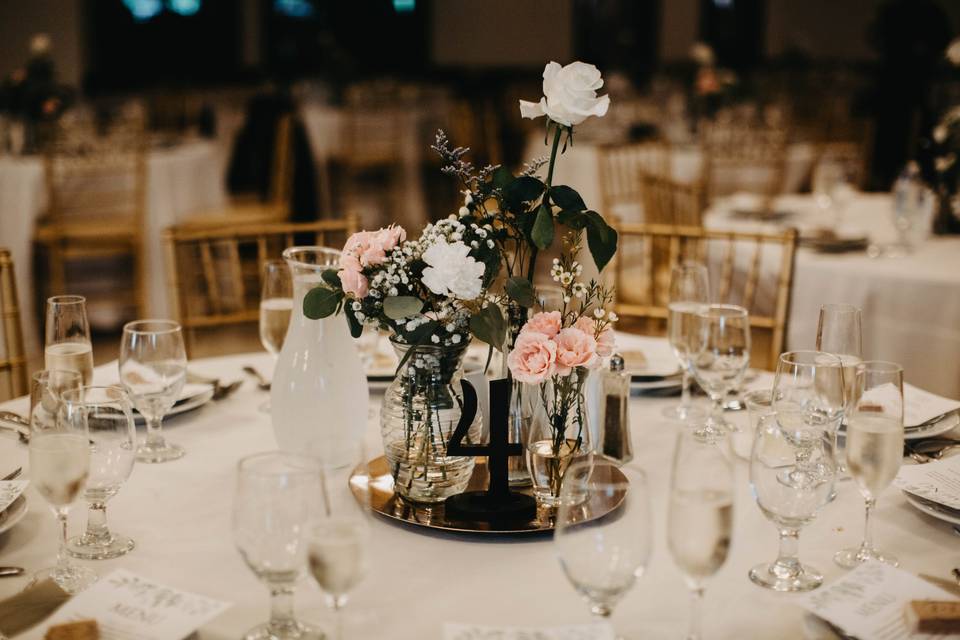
[599,354,633,464]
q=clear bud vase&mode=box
[381,340,482,503]
[525,368,594,507]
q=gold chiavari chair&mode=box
[811,140,869,191]
[639,171,707,226]
[0,250,28,401]
[596,141,670,222]
[700,117,789,210]
[610,222,798,370]
[163,218,358,356]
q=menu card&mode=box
[798,562,957,640]
[904,384,960,428]
[444,623,614,640]
[41,569,230,640]
[0,480,27,512]
[895,455,960,511]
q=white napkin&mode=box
[904,383,960,429]
[894,455,960,511]
[444,623,614,640]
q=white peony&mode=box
[519,61,610,127]
[420,239,485,300]
[947,37,960,67]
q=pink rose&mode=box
[341,225,407,270]
[522,311,562,339]
[374,225,406,251]
[554,327,599,375]
[507,331,557,384]
[338,267,369,298]
[574,316,616,357]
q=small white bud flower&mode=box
[451,333,462,344]
[431,335,440,344]
[593,308,605,318]
[458,206,470,216]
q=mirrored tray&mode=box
[350,456,628,536]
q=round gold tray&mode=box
[350,456,628,536]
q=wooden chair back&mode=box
[700,118,789,206]
[639,171,707,226]
[597,141,670,220]
[164,218,358,354]
[811,140,868,191]
[611,223,798,370]
[0,250,28,401]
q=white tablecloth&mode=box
[2,348,957,639]
[0,142,225,357]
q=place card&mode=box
[904,384,960,428]
[41,569,230,640]
[0,480,28,512]
[443,622,614,640]
[797,561,957,640]
[895,455,960,511]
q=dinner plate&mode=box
[619,349,681,380]
[903,492,960,526]
[0,495,27,535]
[904,411,960,441]
[133,383,214,425]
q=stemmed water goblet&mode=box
[749,413,835,592]
[554,460,651,636]
[234,451,323,640]
[689,304,750,441]
[120,320,187,463]
[834,361,904,569]
[668,428,734,640]
[663,262,711,422]
[64,385,137,560]
[45,295,94,385]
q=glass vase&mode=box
[525,368,594,507]
[380,340,482,503]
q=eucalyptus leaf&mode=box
[504,176,545,209]
[557,208,587,230]
[505,276,536,308]
[321,269,341,288]
[550,185,585,213]
[469,304,507,352]
[584,210,618,272]
[531,202,555,250]
[382,295,424,320]
[344,306,363,338]
[303,286,341,320]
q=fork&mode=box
[1,467,21,481]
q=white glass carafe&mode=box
[271,247,368,467]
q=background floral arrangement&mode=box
[0,34,73,123]
[917,36,960,231]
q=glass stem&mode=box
[55,508,71,572]
[680,370,692,410]
[687,585,704,640]
[84,502,110,544]
[145,417,165,448]
[860,497,876,554]
[268,584,297,632]
[774,528,801,577]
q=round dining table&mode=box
[0,346,957,639]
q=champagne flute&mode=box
[234,452,323,640]
[668,428,734,640]
[816,303,862,471]
[45,295,94,385]
[689,304,750,441]
[64,386,137,560]
[28,370,96,593]
[749,413,835,592]
[554,460,651,634]
[663,262,710,421]
[119,320,187,463]
[834,361,904,569]
[259,260,293,413]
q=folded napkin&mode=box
[904,384,960,429]
[0,579,70,637]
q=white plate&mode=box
[904,492,960,526]
[904,412,960,441]
[619,348,681,379]
[133,384,215,425]
[0,495,27,535]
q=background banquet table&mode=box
[1,347,958,639]
[0,141,226,358]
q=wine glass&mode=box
[749,413,835,592]
[834,361,904,569]
[554,460,651,634]
[234,452,323,640]
[663,262,710,421]
[259,260,293,412]
[45,295,94,385]
[119,320,187,463]
[668,428,734,640]
[307,444,370,639]
[689,304,750,441]
[28,370,96,593]
[63,386,137,560]
[816,303,862,469]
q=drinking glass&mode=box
[119,320,187,463]
[63,386,137,560]
[663,262,711,421]
[307,444,370,640]
[749,414,835,592]
[689,304,750,440]
[816,303,862,469]
[259,260,293,412]
[834,361,904,569]
[28,371,96,593]
[554,460,651,633]
[234,452,323,640]
[45,295,94,385]
[668,428,734,640]
[733,388,773,459]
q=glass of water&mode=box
[663,262,711,422]
[120,320,187,463]
[45,295,94,385]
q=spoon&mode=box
[243,366,270,391]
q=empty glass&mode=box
[668,428,734,640]
[689,304,751,441]
[45,295,94,385]
[63,386,137,560]
[554,460,651,634]
[733,388,773,460]
[749,414,835,592]
[664,262,711,422]
[834,361,904,569]
[120,320,187,463]
[234,452,323,640]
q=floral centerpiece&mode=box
[302,60,619,505]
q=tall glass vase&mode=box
[271,247,369,468]
[525,368,594,507]
[504,301,533,487]
[381,340,482,503]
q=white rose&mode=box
[947,37,960,67]
[30,33,51,56]
[519,61,610,127]
[420,239,486,300]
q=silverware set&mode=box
[185,371,243,400]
